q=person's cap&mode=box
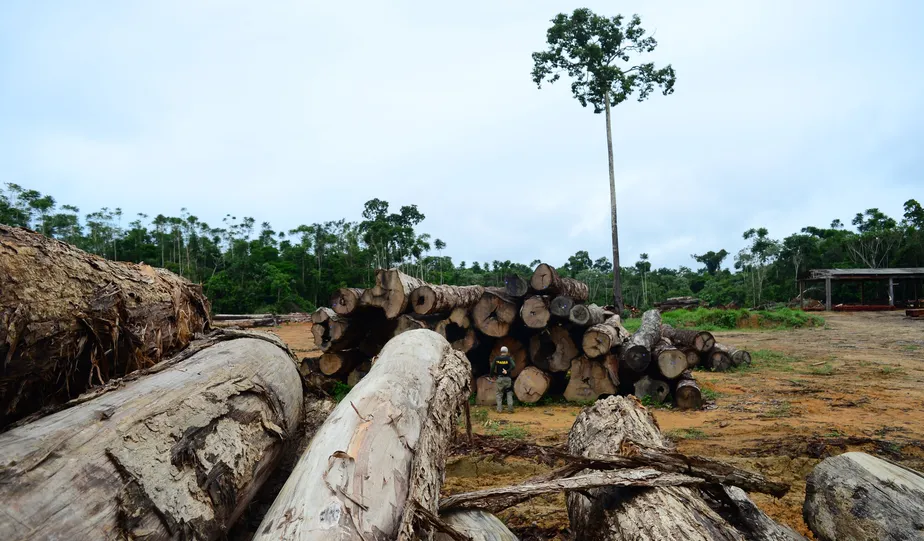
[500,346,509,354]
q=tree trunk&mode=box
[0,225,212,428]
[569,303,606,327]
[582,314,631,358]
[213,313,274,321]
[711,343,752,367]
[436,510,518,541]
[707,347,733,372]
[475,375,497,406]
[567,395,797,541]
[449,307,471,328]
[254,330,471,541]
[682,348,701,369]
[0,332,302,541]
[564,356,617,402]
[603,352,620,388]
[520,295,551,329]
[674,371,703,411]
[660,324,715,353]
[530,264,590,301]
[452,328,479,354]
[360,268,427,319]
[395,313,433,336]
[434,319,478,353]
[319,349,367,379]
[330,287,365,316]
[654,338,688,380]
[804,452,924,541]
[472,288,519,338]
[503,274,529,298]
[550,295,576,318]
[347,360,372,387]
[621,309,660,373]
[490,337,528,378]
[529,325,579,372]
[633,375,670,403]
[311,306,338,325]
[213,316,277,328]
[604,93,624,314]
[410,284,485,316]
[513,366,551,403]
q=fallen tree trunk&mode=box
[410,284,485,315]
[360,268,427,319]
[330,287,365,316]
[634,375,670,403]
[490,337,528,378]
[437,510,518,541]
[564,356,617,402]
[347,360,372,387]
[674,371,703,410]
[712,343,752,368]
[661,324,715,353]
[520,295,551,329]
[550,295,576,318]
[472,288,519,338]
[803,451,924,541]
[529,325,579,372]
[0,225,212,428]
[620,309,661,373]
[530,264,589,300]
[254,330,471,540]
[569,303,606,327]
[0,332,302,540]
[707,347,733,372]
[213,316,276,328]
[513,366,551,403]
[319,349,368,379]
[213,313,273,321]
[503,274,529,298]
[654,338,688,380]
[582,315,631,358]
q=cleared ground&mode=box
[264,312,924,539]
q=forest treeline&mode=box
[2,183,922,313]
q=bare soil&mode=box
[262,312,924,539]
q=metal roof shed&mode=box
[803,268,924,310]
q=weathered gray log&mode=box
[661,324,715,353]
[213,316,276,328]
[654,337,688,380]
[712,342,752,367]
[707,347,733,372]
[674,371,703,410]
[472,288,519,338]
[569,303,606,327]
[360,268,427,318]
[520,295,551,329]
[620,309,661,373]
[0,225,212,427]
[582,315,631,358]
[490,337,528,378]
[410,284,485,315]
[804,452,924,541]
[529,324,579,372]
[330,287,365,315]
[567,396,799,541]
[634,375,670,403]
[0,332,302,541]
[311,306,338,324]
[254,330,471,541]
[549,295,575,318]
[564,356,617,402]
[513,366,550,403]
[319,349,367,378]
[530,263,589,300]
[503,273,529,298]
[437,510,518,541]
[213,313,273,321]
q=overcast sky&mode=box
[1,1,921,270]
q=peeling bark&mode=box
[360,268,427,319]
[410,285,485,316]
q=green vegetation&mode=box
[661,307,824,330]
[764,401,792,418]
[470,408,490,424]
[666,428,709,440]
[748,349,801,372]
[640,395,671,409]
[701,387,722,401]
[803,363,835,376]
[331,381,351,402]
[482,419,529,440]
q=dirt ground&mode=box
[263,312,924,539]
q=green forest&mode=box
[2,183,922,314]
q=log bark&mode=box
[311,306,338,324]
[360,268,427,319]
[410,285,485,316]
[475,375,497,406]
[634,375,670,403]
[661,324,715,353]
[513,366,550,403]
[330,287,364,316]
[564,356,617,402]
[674,371,703,411]
[707,347,733,372]
[436,510,518,541]
[0,332,302,541]
[520,295,551,329]
[603,352,620,388]
[567,396,796,541]
[472,288,519,338]
[254,330,471,541]
[213,313,273,321]
[503,273,529,298]
[490,337,528,378]
[0,225,212,427]
[530,264,589,300]
[319,349,367,379]
[621,309,661,373]
[582,315,631,358]
[347,360,372,387]
[213,316,276,328]
[529,325,579,372]
[569,303,606,327]
[803,451,924,541]
[654,338,688,380]
[712,343,752,368]
[395,313,432,335]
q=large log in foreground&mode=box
[0,332,303,540]
[437,510,518,541]
[803,452,924,541]
[360,268,427,319]
[254,330,471,540]
[530,263,590,301]
[472,288,519,337]
[0,225,212,428]
[410,284,485,315]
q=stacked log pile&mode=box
[307,265,753,410]
[654,296,704,311]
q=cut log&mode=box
[582,315,631,358]
[472,288,519,338]
[435,319,479,353]
[319,349,367,379]
[475,375,497,406]
[712,342,752,367]
[564,356,617,402]
[437,510,518,541]
[0,332,302,541]
[634,375,670,403]
[567,396,800,541]
[213,316,276,328]
[360,268,427,319]
[0,225,212,427]
[452,328,479,354]
[569,303,606,327]
[530,264,589,300]
[549,295,575,318]
[331,287,365,316]
[621,309,661,373]
[513,366,551,403]
[395,313,431,335]
[490,337,528,378]
[347,360,372,387]
[529,325,579,372]
[449,307,471,328]
[654,338,688,380]
[311,306,338,324]
[674,371,703,410]
[410,284,485,315]
[503,273,529,298]
[804,451,924,541]
[682,347,701,369]
[661,323,715,353]
[520,295,551,329]
[213,313,273,321]
[707,347,733,372]
[602,352,620,388]
[254,330,471,541]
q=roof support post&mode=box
[888,277,894,307]
[825,277,832,311]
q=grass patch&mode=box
[802,363,835,376]
[487,423,529,440]
[748,349,800,372]
[623,318,641,332]
[879,365,906,376]
[471,408,490,424]
[902,344,920,351]
[660,307,824,330]
[666,428,709,440]
[331,381,351,402]
[764,401,792,418]
[701,387,722,401]
[640,395,672,409]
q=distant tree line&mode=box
[2,183,922,313]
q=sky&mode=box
[1,1,922,270]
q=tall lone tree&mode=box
[532,9,675,313]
